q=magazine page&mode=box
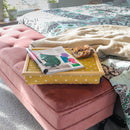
[30,46,84,75]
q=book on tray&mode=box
[26,46,84,75]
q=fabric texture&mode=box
[31,25,130,60]
[18,3,130,37]
[101,58,130,128]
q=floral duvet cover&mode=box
[18,3,130,37]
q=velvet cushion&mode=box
[0,24,117,130]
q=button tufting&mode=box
[3,27,10,30]
[9,44,14,47]
[17,29,26,32]
[32,38,39,41]
[13,35,20,39]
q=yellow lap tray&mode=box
[22,48,104,85]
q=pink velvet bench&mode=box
[0,24,117,130]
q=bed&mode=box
[17,1,130,129]
[18,3,130,37]
[0,0,130,130]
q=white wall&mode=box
[0,0,4,21]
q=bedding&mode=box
[18,3,130,37]
[18,2,130,129]
[30,25,130,60]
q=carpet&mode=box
[0,78,43,130]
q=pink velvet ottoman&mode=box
[0,24,117,130]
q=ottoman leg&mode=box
[98,119,108,130]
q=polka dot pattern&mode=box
[24,51,103,85]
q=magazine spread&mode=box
[26,46,84,75]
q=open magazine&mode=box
[26,46,84,75]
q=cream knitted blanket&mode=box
[31,25,130,60]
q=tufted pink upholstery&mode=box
[0,24,44,48]
[0,24,117,130]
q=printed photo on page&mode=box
[31,46,84,75]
